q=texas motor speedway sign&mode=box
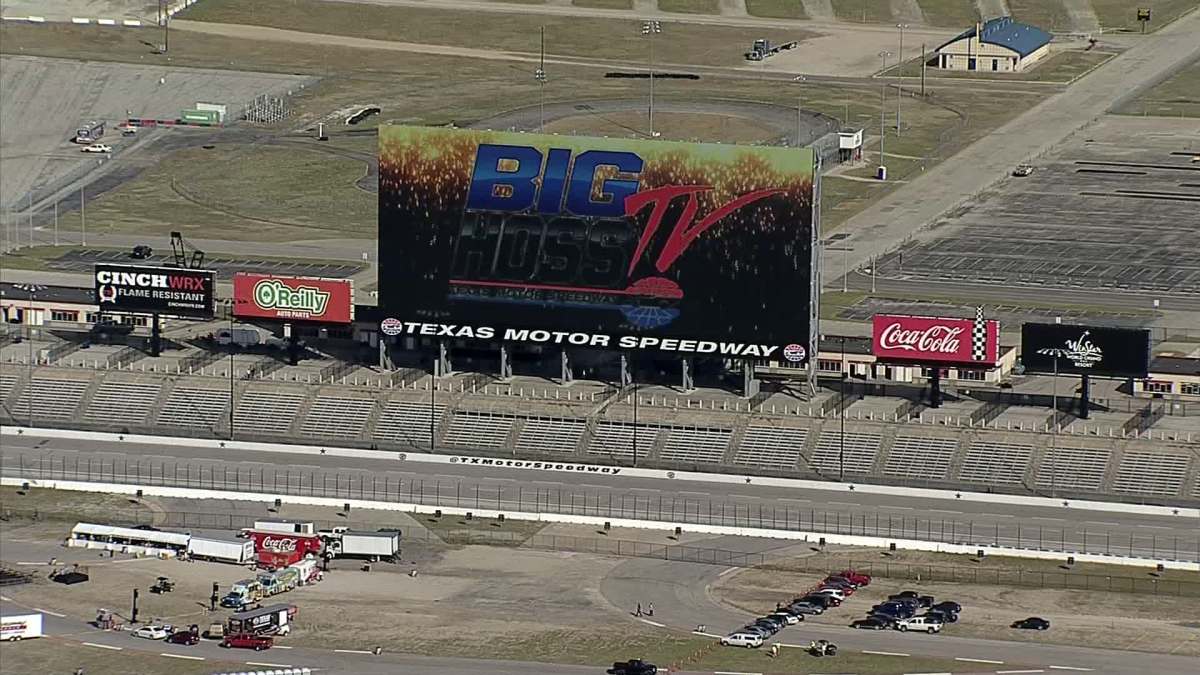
[452,455,623,475]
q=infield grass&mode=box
[1090,0,1200,32]
[1114,56,1200,118]
[745,0,807,19]
[573,0,635,8]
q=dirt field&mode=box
[713,555,1200,656]
[0,636,246,675]
[543,110,784,142]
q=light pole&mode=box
[1037,347,1069,498]
[896,24,907,136]
[227,300,236,440]
[795,75,806,146]
[878,51,891,180]
[641,20,662,138]
[13,284,46,428]
[840,336,847,482]
[535,26,547,132]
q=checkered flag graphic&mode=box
[971,306,988,361]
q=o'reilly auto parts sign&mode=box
[94,263,215,318]
[233,273,354,324]
[1021,323,1151,378]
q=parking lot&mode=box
[872,116,1200,297]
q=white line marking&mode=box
[246,662,292,668]
[638,618,665,627]
[718,566,740,577]
[333,649,374,654]
[863,650,910,656]
[692,630,722,637]
[14,562,46,566]
[901,672,952,675]
[827,501,858,507]
[160,653,204,661]
[0,595,10,601]
[1048,667,1093,672]
[714,671,763,675]
[272,645,294,649]
[1084,521,1119,526]
[892,506,914,510]
[82,642,122,651]
[957,657,1004,664]
[928,509,963,514]
[997,670,1045,674]
[32,607,66,618]
[981,513,1015,518]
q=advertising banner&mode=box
[377,126,817,361]
[872,313,999,365]
[1020,323,1151,378]
[94,263,215,318]
[233,273,354,323]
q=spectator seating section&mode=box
[0,373,15,402]
[302,396,375,438]
[516,418,586,454]
[234,390,305,435]
[1113,451,1190,497]
[958,440,1033,485]
[809,430,882,475]
[444,411,513,448]
[156,386,229,428]
[12,378,89,420]
[883,436,958,481]
[84,381,162,425]
[1034,447,1110,491]
[659,427,732,464]
[588,422,651,460]
[734,426,808,470]
[373,400,444,447]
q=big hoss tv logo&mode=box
[450,143,787,328]
[252,278,330,316]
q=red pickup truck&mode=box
[220,633,273,651]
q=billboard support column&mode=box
[499,344,513,381]
[1079,374,1090,420]
[560,350,572,384]
[742,360,760,399]
[681,357,694,393]
[436,341,452,377]
[378,336,391,371]
[929,366,942,408]
[620,354,632,388]
[150,313,161,357]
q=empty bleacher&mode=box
[301,396,376,439]
[516,418,586,454]
[588,422,652,461]
[234,390,305,435]
[83,381,162,425]
[883,436,958,481]
[734,426,808,470]
[0,373,15,402]
[444,411,513,448]
[958,440,1033,485]
[1034,447,1111,491]
[373,400,444,448]
[1113,451,1191,497]
[809,430,882,475]
[11,378,89,420]
[659,427,732,464]
[156,386,229,428]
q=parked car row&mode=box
[131,621,274,651]
[721,570,872,649]
[851,589,961,635]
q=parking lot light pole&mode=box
[1036,347,1069,498]
[840,336,847,482]
[896,24,907,136]
[535,26,547,132]
[14,284,46,428]
[641,20,662,138]
[878,51,891,178]
[228,301,236,440]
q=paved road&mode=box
[822,8,1200,288]
[5,432,1198,561]
[599,545,1200,675]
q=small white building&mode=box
[933,17,1052,73]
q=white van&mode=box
[895,616,943,633]
[720,632,764,648]
[1,614,43,641]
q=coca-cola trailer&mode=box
[247,530,322,568]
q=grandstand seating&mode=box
[809,430,882,475]
[883,436,958,480]
[444,411,513,448]
[156,386,229,428]
[234,390,305,435]
[373,400,444,448]
[958,440,1033,485]
[516,418,586,454]
[83,381,162,425]
[301,396,375,438]
[659,427,732,464]
[11,378,89,420]
[0,373,15,402]
[734,426,808,470]
[1034,447,1110,491]
[1113,451,1190,497]
[588,422,650,460]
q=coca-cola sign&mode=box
[260,536,298,553]
[872,314,998,365]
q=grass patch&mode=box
[0,637,245,675]
[179,0,789,67]
[910,0,979,27]
[0,486,157,525]
[746,0,808,19]
[422,514,548,545]
[830,0,893,23]
[573,0,634,8]
[1006,0,1071,32]
[0,244,362,273]
[658,0,721,14]
[1090,0,1200,32]
[1114,56,1200,118]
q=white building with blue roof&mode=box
[933,17,1053,72]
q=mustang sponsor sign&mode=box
[452,455,623,475]
[1021,323,1151,378]
[872,313,999,365]
[94,263,215,318]
[233,273,354,323]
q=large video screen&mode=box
[1021,323,1151,378]
[378,126,816,361]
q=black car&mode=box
[916,595,935,608]
[609,660,657,675]
[872,603,915,619]
[756,616,785,630]
[797,595,835,609]
[889,591,920,600]
[787,602,824,616]
[131,244,153,259]
[1012,617,1050,630]
[922,609,958,624]
[932,601,962,614]
[851,617,890,630]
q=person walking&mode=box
[635,603,643,616]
